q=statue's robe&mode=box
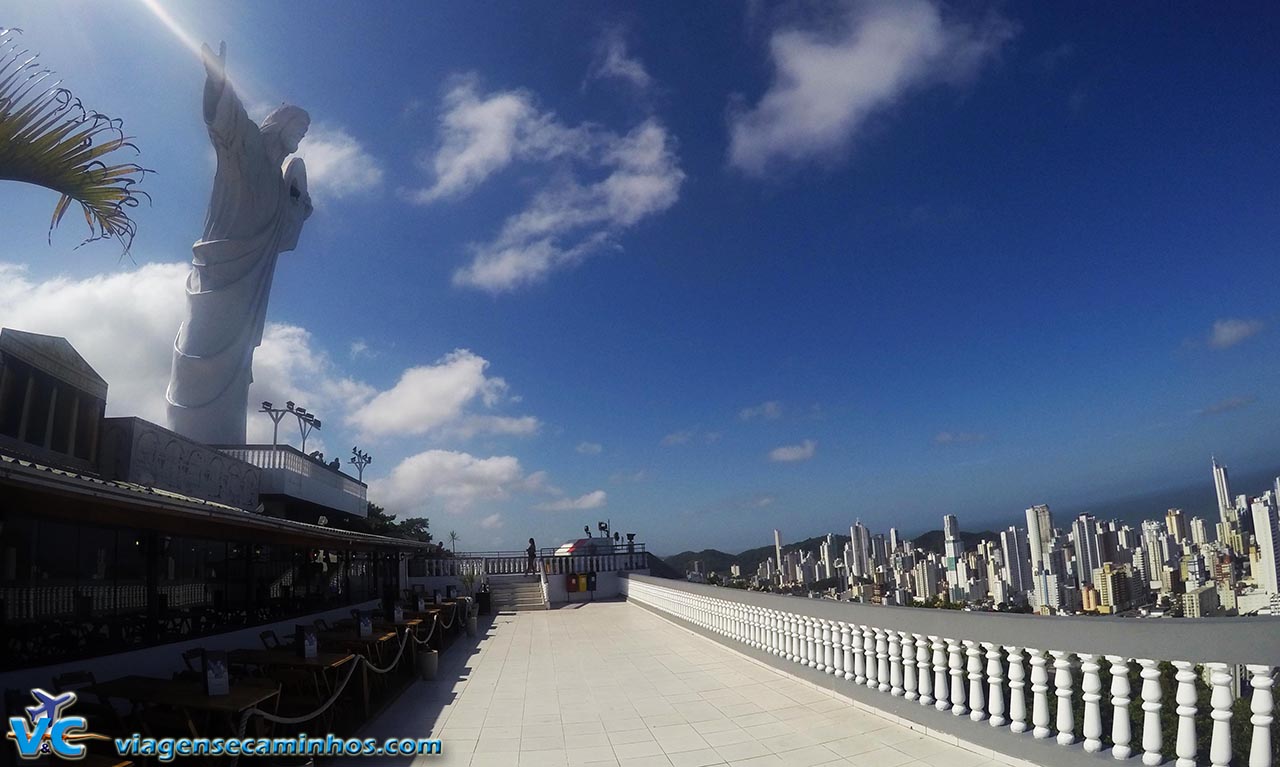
[166,84,309,445]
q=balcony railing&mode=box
[216,444,366,517]
[413,545,650,578]
[622,574,1279,767]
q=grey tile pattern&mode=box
[359,601,1013,767]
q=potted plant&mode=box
[459,571,480,636]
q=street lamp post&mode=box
[259,401,290,450]
[258,400,320,453]
[350,447,372,482]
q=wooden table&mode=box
[84,675,280,738]
[229,649,355,695]
[314,630,397,715]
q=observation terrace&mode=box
[358,573,1279,767]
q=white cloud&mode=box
[588,30,653,91]
[346,349,537,440]
[933,430,986,445]
[534,490,608,512]
[408,75,683,293]
[0,263,537,455]
[408,78,587,204]
[739,400,782,421]
[769,439,817,462]
[371,449,529,515]
[661,429,694,446]
[1208,318,1264,349]
[0,262,187,425]
[452,118,683,292]
[296,125,384,200]
[480,513,505,530]
[576,441,603,455]
[728,0,1014,174]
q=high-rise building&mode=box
[1071,514,1102,586]
[848,521,870,580]
[1165,508,1189,544]
[889,527,900,554]
[1000,526,1032,594]
[774,529,783,578]
[943,514,966,602]
[1026,504,1054,608]
[1190,516,1209,546]
[1250,498,1280,595]
[1141,520,1167,590]
[1213,456,1233,522]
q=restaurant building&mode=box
[0,328,435,690]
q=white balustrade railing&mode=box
[622,575,1280,767]
[410,551,650,579]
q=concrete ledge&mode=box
[629,599,1121,767]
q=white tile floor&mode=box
[360,601,1009,767]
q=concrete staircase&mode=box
[488,575,547,612]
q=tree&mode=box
[448,530,459,553]
[0,28,149,251]
[365,502,432,543]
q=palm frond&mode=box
[0,27,151,252]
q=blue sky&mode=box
[2,2,1279,554]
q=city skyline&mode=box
[730,456,1280,618]
[3,3,1280,555]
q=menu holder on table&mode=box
[296,624,318,659]
[204,651,230,696]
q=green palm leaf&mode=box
[0,27,151,252]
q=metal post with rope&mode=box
[227,610,451,767]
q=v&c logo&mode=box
[6,688,108,761]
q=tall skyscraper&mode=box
[1000,526,1032,595]
[1026,504,1055,612]
[1071,513,1102,587]
[848,521,870,580]
[889,527,900,554]
[1165,508,1189,544]
[1251,499,1280,595]
[774,529,783,578]
[1190,517,1209,546]
[943,515,966,602]
[1213,457,1233,524]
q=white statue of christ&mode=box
[166,42,313,445]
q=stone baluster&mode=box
[1008,648,1032,735]
[1080,654,1102,753]
[948,638,968,716]
[933,636,950,711]
[1174,661,1198,767]
[1052,651,1075,745]
[782,613,794,661]
[806,617,818,668]
[822,620,835,674]
[889,631,904,695]
[916,635,933,706]
[1207,663,1233,767]
[790,614,802,663]
[1029,648,1051,739]
[1109,656,1133,760]
[876,629,890,692]
[841,623,854,681]
[902,633,918,701]
[853,625,867,684]
[864,627,879,689]
[1247,664,1274,767]
[1139,659,1164,766]
[985,643,1006,727]
[966,640,986,722]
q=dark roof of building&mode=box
[0,328,108,400]
[0,449,435,551]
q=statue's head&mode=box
[260,104,310,156]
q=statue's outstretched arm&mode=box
[201,41,254,146]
